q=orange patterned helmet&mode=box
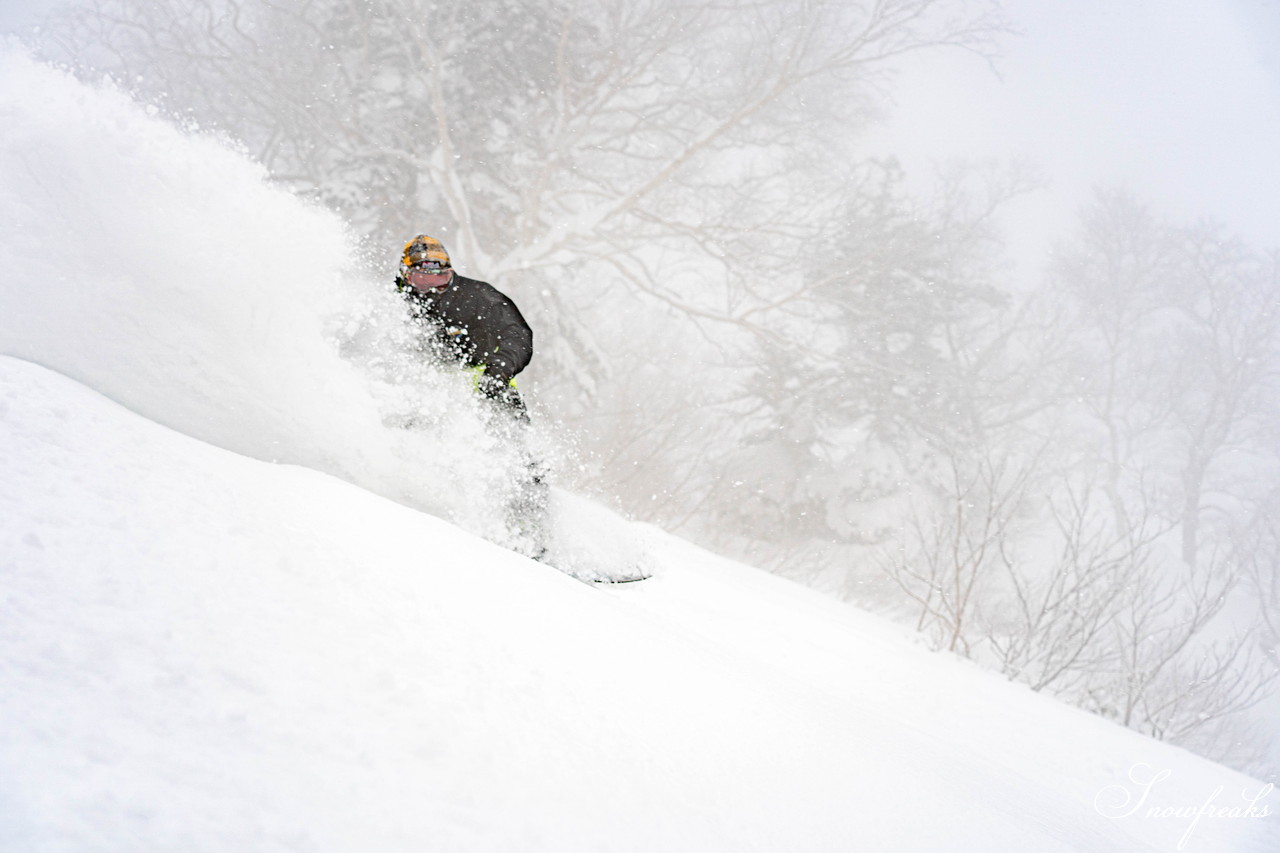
[401,234,451,272]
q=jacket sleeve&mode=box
[474,287,533,383]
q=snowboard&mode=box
[584,571,652,585]
[545,560,652,586]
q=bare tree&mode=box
[689,159,1035,571]
[1027,192,1280,768]
[1162,231,1280,569]
[987,478,1162,694]
[1242,494,1280,671]
[878,190,1280,771]
[877,437,1041,655]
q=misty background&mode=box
[4,0,1278,779]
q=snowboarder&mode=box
[393,235,648,583]
[395,235,534,415]
[395,234,548,558]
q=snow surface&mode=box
[2,46,1277,852]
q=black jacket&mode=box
[396,273,534,385]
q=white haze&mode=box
[865,1,1280,282]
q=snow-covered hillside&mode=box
[2,47,1276,852]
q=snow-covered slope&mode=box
[2,47,1276,852]
[5,356,1275,853]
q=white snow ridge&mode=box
[1,47,1276,853]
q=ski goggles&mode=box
[406,262,453,287]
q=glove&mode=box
[477,370,511,400]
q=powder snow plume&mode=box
[0,45,530,535]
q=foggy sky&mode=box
[863,0,1280,281]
